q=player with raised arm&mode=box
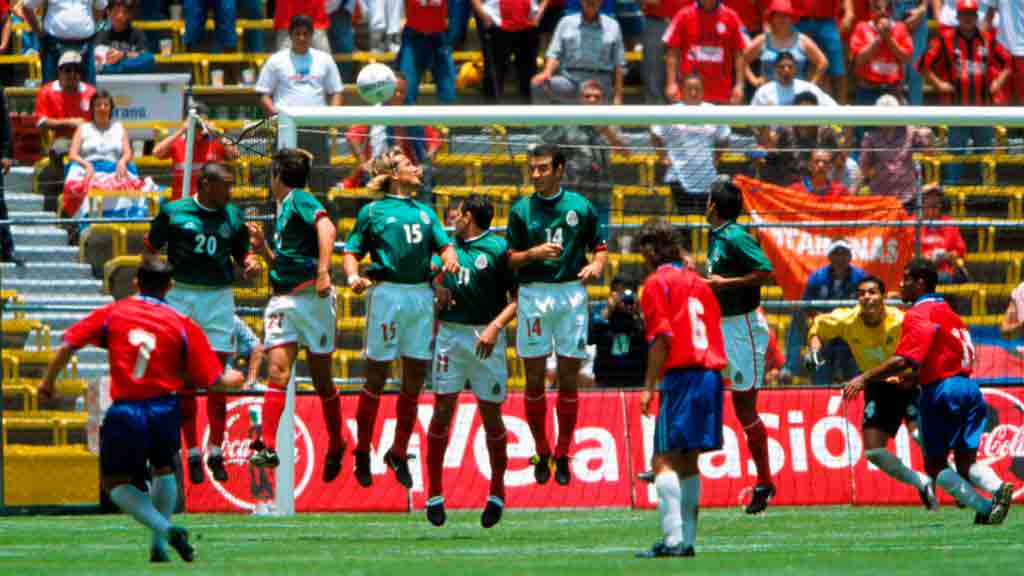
[635,218,726,559]
[144,163,258,485]
[424,194,516,528]
[806,276,938,509]
[342,147,459,488]
[247,148,346,483]
[37,258,244,563]
[843,259,1015,524]
[704,179,776,514]
[507,143,608,486]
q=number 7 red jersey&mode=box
[895,294,974,386]
[63,295,225,401]
[641,263,728,377]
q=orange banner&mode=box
[735,175,916,300]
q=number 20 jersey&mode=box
[895,294,974,386]
[641,263,727,378]
[145,197,249,287]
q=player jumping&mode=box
[806,275,938,509]
[507,143,608,486]
[247,148,346,483]
[144,163,258,484]
[636,218,726,558]
[843,259,1015,524]
[424,194,517,528]
[704,179,776,513]
[38,258,245,563]
[342,147,459,488]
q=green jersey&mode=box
[706,220,774,317]
[506,188,606,285]
[344,195,450,285]
[436,231,515,326]
[270,189,328,294]
[146,197,248,287]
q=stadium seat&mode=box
[1,411,87,446]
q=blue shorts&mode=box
[100,395,182,478]
[654,368,724,454]
[796,19,846,77]
[918,376,987,461]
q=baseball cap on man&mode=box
[58,51,82,68]
[957,0,979,12]
[828,238,852,256]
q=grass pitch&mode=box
[1,506,1021,575]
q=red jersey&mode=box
[724,0,769,34]
[663,3,747,103]
[63,296,224,401]
[405,0,448,34]
[645,0,690,21]
[274,0,329,30]
[921,28,1012,106]
[166,134,229,200]
[920,219,966,276]
[792,0,839,19]
[850,20,913,85]
[895,294,974,386]
[641,263,728,377]
[34,80,96,140]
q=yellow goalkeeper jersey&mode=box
[808,305,903,371]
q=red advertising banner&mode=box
[185,388,1024,513]
[735,175,916,300]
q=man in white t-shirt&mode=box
[22,0,106,85]
[984,0,1024,105]
[750,51,837,107]
[649,74,730,214]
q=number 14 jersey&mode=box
[145,197,249,287]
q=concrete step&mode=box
[4,193,46,213]
[18,293,113,307]
[7,211,55,224]
[11,227,69,247]
[0,262,95,281]
[0,277,102,295]
[4,167,35,195]
[12,245,79,264]
[76,363,110,380]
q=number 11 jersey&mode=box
[145,197,249,287]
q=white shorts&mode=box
[433,322,508,403]
[722,310,770,392]
[516,282,589,360]
[166,283,235,353]
[365,282,434,362]
[263,286,337,355]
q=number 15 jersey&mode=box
[145,197,249,287]
[344,195,451,284]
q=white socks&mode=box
[655,472,683,548]
[109,484,172,539]
[866,448,928,490]
[936,468,992,514]
[150,474,177,552]
[968,462,1004,494]
[680,475,700,549]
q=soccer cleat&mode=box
[918,480,939,511]
[554,456,571,486]
[149,547,170,563]
[637,470,655,483]
[323,446,346,483]
[383,451,413,489]
[167,526,194,563]
[187,453,205,484]
[635,541,695,559]
[987,483,1014,525]
[745,484,776,515]
[481,495,504,528]
[975,511,993,525]
[531,454,551,485]
[249,447,279,468]
[354,451,373,487]
[426,496,446,527]
[207,453,228,482]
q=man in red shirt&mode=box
[398,0,457,103]
[789,149,850,197]
[793,0,854,101]
[636,217,727,558]
[472,0,540,103]
[37,258,244,563]
[152,103,239,200]
[34,51,95,142]
[663,0,747,104]
[642,0,688,103]
[850,0,914,104]
[274,0,331,52]
[726,0,770,36]
[842,258,1015,525]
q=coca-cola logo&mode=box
[201,397,315,511]
[977,388,1024,500]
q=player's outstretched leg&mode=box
[109,481,193,562]
[354,360,388,487]
[206,390,228,482]
[426,393,457,526]
[480,400,508,528]
[734,390,774,514]
[179,395,203,484]
[251,346,295,469]
[553,357,581,486]
[522,358,551,485]
[149,473,177,563]
[864,428,937,510]
[310,352,345,483]
[384,358,429,489]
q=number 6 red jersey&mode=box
[895,294,974,386]
[63,295,224,401]
[641,263,727,377]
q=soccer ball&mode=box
[357,63,397,105]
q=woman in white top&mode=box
[64,90,145,218]
[743,0,829,88]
